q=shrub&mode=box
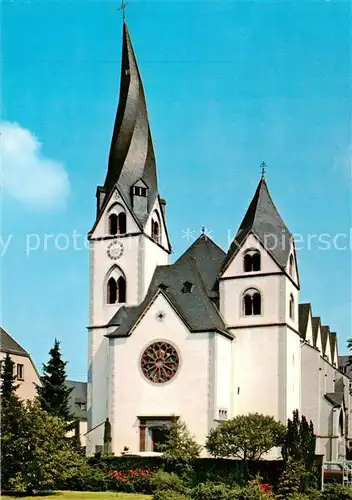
[322,484,352,500]
[191,482,237,500]
[109,467,155,493]
[153,490,189,500]
[57,462,109,491]
[153,470,188,493]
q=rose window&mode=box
[141,342,179,384]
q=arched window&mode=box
[151,219,160,243]
[289,254,294,277]
[117,276,126,303]
[289,294,294,320]
[117,212,127,234]
[107,276,126,304]
[108,211,126,235]
[243,250,261,272]
[107,278,117,304]
[339,410,344,436]
[109,214,118,235]
[243,289,261,316]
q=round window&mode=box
[141,342,179,384]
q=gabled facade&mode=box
[0,327,41,401]
[86,20,350,461]
[299,305,350,460]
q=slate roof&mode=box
[325,392,344,408]
[298,303,311,340]
[0,327,28,356]
[330,332,337,364]
[312,317,321,348]
[221,177,293,274]
[101,21,158,227]
[65,380,87,421]
[106,234,232,338]
[320,326,330,356]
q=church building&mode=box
[86,21,351,459]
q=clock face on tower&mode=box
[107,240,124,260]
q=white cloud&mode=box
[1,121,70,210]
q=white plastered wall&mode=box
[109,292,212,455]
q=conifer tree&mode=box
[1,353,19,402]
[36,339,73,421]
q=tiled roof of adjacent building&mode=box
[106,234,232,339]
[0,327,29,356]
[65,380,87,421]
[221,177,294,274]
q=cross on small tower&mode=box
[260,161,267,178]
[119,0,129,21]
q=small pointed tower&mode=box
[87,20,171,445]
[219,169,301,426]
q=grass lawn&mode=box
[2,492,151,500]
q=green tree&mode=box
[206,413,286,461]
[281,410,316,471]
[1,356,23,489]
[2,400,86,494]
[1,352,19,401]
[276,459,304,499]
[36,339,73,420]
[348,338,352,367]
[157,417,202,461]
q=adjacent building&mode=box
[0,327,41,401]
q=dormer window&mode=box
[181,281,194,294]
[133,186,147,197]
[243,250,261,272]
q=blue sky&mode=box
[2,0,351,380]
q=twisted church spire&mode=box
[103,22,158,226]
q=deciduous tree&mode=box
[206,413,286,461]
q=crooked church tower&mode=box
[87,21,171,449]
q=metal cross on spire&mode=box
[260,161,267,178]
[119,0,129,21]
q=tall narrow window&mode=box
[152,220,160,243]
[252,252,261,271]
[289,294,294,320]
[117,212,127,234]
[109,214,118,235]
[243,289,261,316]
[243,250,261,272]
[244,254,252,272]
[107,278,117,304]
[252,293,261,315]
[244,294,252,315]
[289,254,294,277]
[16,364,24,380]
[117,276,126,303]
